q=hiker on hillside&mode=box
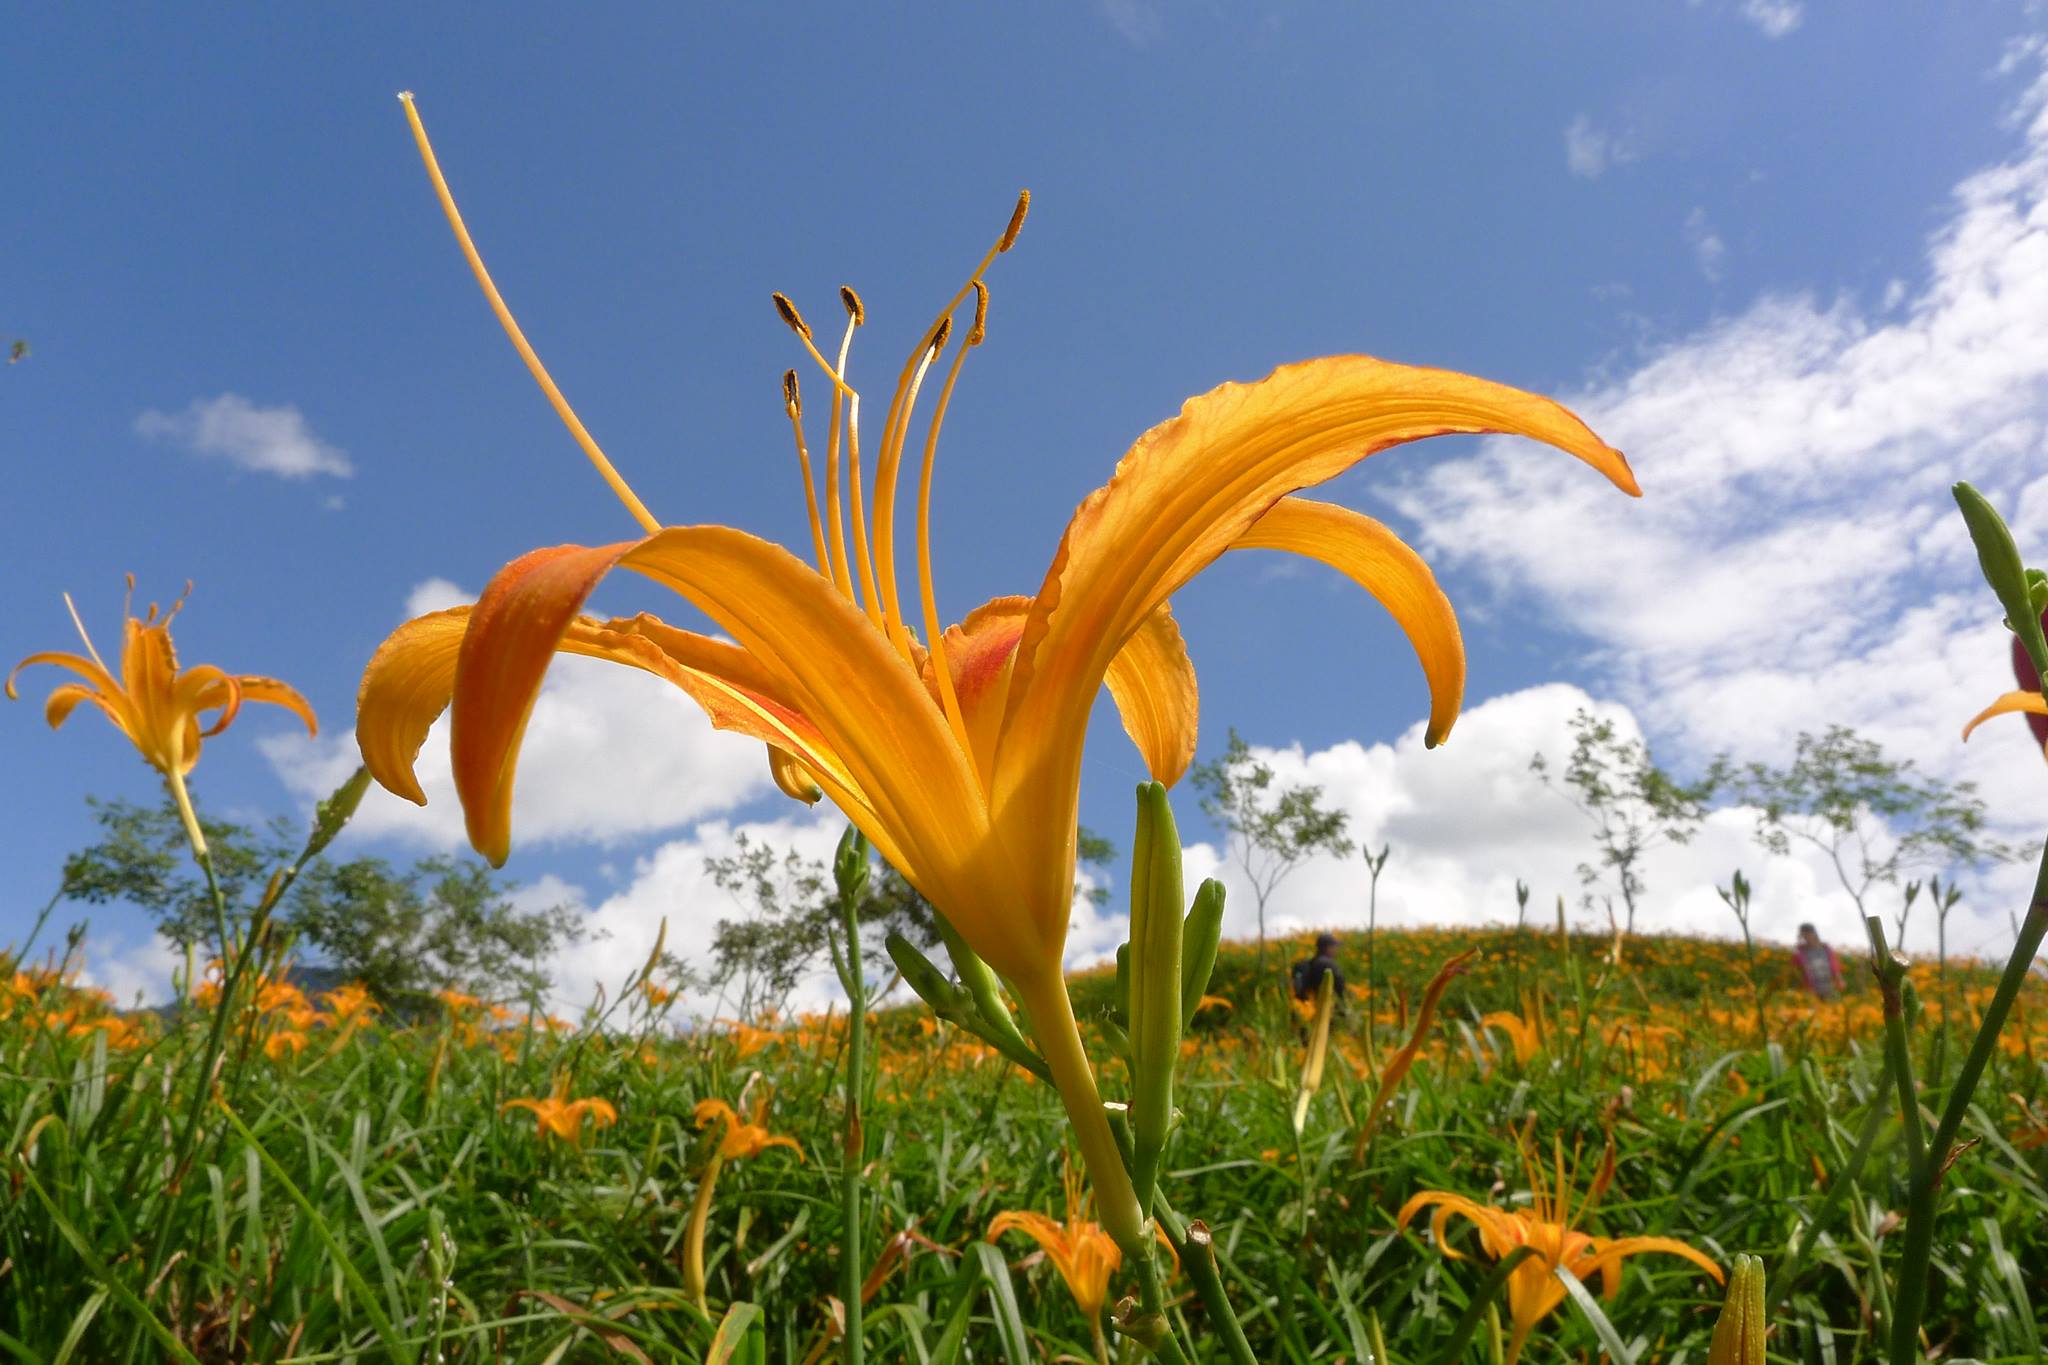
[1793,922,1845,1000]
[1290,933,1347,1005]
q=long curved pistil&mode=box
[398,93,661,536]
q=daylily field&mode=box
[8,89,2048,1365]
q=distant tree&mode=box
[62,796,295,951]
[705,828,1117,1018]
[285,856,581,1008]
[1191,728,1353,979]
[1532,709,1714,935]
[1730,726,2015,936]
[8,339,27,364]
[60,794,582,1004]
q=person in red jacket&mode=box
[1793,923,1845,1000]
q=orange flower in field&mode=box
[503,1075,618,1145]
[321,983,380,1026]
[264,1029,309,1061]
[1482,1010,1543,1065]
[989,1159,1125,1327]
[8,579,316,856]
[694,1095,803,1163]
[1399,1137,1721,1365]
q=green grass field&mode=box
[5,922,2045,1362]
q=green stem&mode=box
[1155,1203,1257,1365]
[837,894,866,1365]
[1015,973,1146,1253]
[1863,918,1926,1169]
[1885,842,2048,1365]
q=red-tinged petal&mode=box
[613,528,1036,971]
[1231,496,1463,748]
[995,355,1634,928]
[928,595,1197,790]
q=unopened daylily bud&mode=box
[1707,1254,1765,1365]
[1127,781,1184,1212]
[886,932,967,1022]
[932,916,1034,1055]
[1292,969,1336,1136]
[1955,481,2048,676]
[1179,879,1225,1031]
[304,765,371,859]
[833,825,871,902]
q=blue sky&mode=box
[9,4,2048,1004]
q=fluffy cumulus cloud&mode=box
[1190,686,2032,968]
[1390,51,2048,791]
[75,929,185,1008]
[263,580,772,851]
[135,394,353,479]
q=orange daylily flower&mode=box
[989,1157,1173,1351]
[502,1074,619,1145]
[263,1029,309,1062]
[693,1095,804,1163]
[356,96,1638,1249]
[1398,1137,1722,1365]
[9,579,316,855]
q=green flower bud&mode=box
[1179,879,1226,1030]
[1127,781,1185,1214]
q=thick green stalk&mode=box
[1885,840,2048,1365]
[1014,972,1146,1257]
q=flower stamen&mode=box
[871,193,1028,654]
[917,285,988,783]
[782,370,830,576]
[397,94,661,536]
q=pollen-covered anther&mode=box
[999,190,1031,252]
[967,282,989,346]
[928,316,952,359]
[782,369,801,419]
[772,292,813,340]
[840,286,865,326]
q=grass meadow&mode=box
[6,922,2045,1362]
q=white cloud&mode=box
[1100,0,1163,48]
[405,577,470,616]
[1565,115,1634,180]
[1683,206,1728,281]
[1389,53,2048,792]
[76,930,183,1008]
[135,394,353,480]
[1738,0,1804,39]
[264,579,771,851]
[1193,687,2029,965]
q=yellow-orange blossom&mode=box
[354,95,1640,1251]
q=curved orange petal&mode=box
[767,747,824,804]
[994,355,1634,926]
[8,650,122,705]
[1231,496,1463,748]
[357,591,868,856]
[42,682,120,732]
[176,666,241,740]
[1961,689,2048,743]
[988,1210,1068,1255]
[233,675,320,737]
[1586,1234,1723,1288]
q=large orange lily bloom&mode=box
[356,96,1638,1250]
[9,579,317,856]
[1398,1138,1721,1365]
[503,1074,619,1146]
